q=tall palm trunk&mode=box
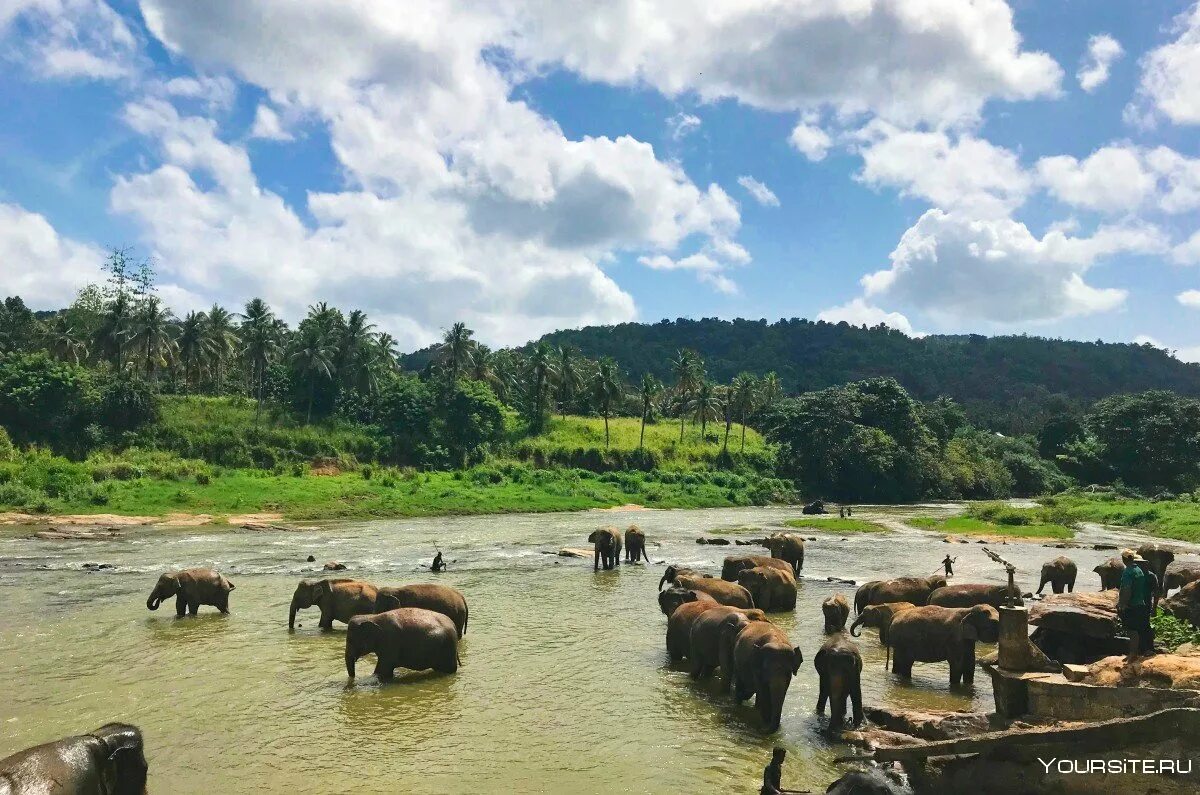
[740,408,748,452]
[603,400,611,448]
[307,377,315,424]
[639,405,648,449]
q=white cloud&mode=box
[667,112,700,141]
[1036,144,1200,214]
[1177,290,1200,308]
[862,209,1166,324]
[3,0,138,80]
[1133,2,1200,125]
[789,122,832,161]
[249,103,293,141]
[161,75,237,110]
[1174,230,1200,265]
[817,298,917,336]
[1134,334,1200,364]
[737,176,779,207]
[856,124,1030,217]
[0,202,106,307]
[1077,34,1123,92]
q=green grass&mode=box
[1043,492,1200,543]
[1151,610,1200,651]
[783,517,886,533]
[907,515,1075,539]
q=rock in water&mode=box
[323,561,347,571]
[1029,590,1119,638]
[1163,580,1200,627]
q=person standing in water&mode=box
[431,550,446,572]
[942,555,956,577]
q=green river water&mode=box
[0,505,1154,793]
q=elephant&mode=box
[1138,543,1176,596]
[802,500,826,515]
[675,574,755,609]
[376,583,469,638]
[666,599,722,661]
[0,723,147,795]
[1036,556,1077,594]
[345,607,459,680]
[1094,556,1125,590]
[887,604,1000,686]
[146,568,234,616]
[928,583,1011,609]
[849,602,916,646]
[624,526,650,563]
[588,527,622,571]
[814,631,864,729]
[658,564,704,591]
[855,576,947,613]
[761,533,805,575]
[686,605,767,680]
[825,767,913,795]
[822,594,850,633]
[731,621,803,732]
[1165,561,1200,593]
[289,577,378,630]
[658,586,717,617]
[721,555,793,582]
[737,566,797,612]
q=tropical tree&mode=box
[376,333,401,372]
[240,298,281,423]
[203,304,239,394]
[671,348,702,442]
[732,372,759,452]
[290,324,336,423]
[719,384,735,454]
[43,316,88,364]
[688,380,720,440]
[93,292,133,371]
[338,309,378,394]
[759,372,782,414]
[593,357,624,448]
[527,342,558,432]
[439,322,475,381]
[176,311,207,392]
[555,346,582,418]
[132,296,175,380]
[636,373,661,449]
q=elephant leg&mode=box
[1067,578,1075,593]
[949,657,962,687]
[1052,581,1064,594]
[962,647,977,685]
[374,659,395,682]
[816,676,828,715]
[217,594,229,613]
[829,690,845,728]
[851,678,864,726]
[175,595,187,618]
[188,601,200,616]
[319,606,334,631]
[892,652,912,678]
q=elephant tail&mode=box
[463,604,469,636]
[885,644,891,672]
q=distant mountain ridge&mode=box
[402,318,1200,433]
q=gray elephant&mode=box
[721,555,793,582]
[761,533,805,575]
[802,500,826,515]
[624,526,650,563]
[588,527,622,571]
[658,564,704,591]
[1138,543,1176,596]
[814,631,863,728]
[738,566,797,612]
[1036,556,1077,594]
[376,583,469,638]
[887,604,1000,686]
[686,605,767,680]
[928,583,1011,608]
[0,723,147,795]
[666,599,722,661]
[658,585,717,616]
[1094,556,1125,590]
[289,577,378,630]
[345,607,459,680]
[146,567,234,616]
[854,575,947,613]
[825,767,913,794]
[675,574,755,608]
[732,622,803,732]
[1165,561,1200,594]
[849,601,916,646]
[822,594,850,633]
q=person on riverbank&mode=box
[942,555,956,577]
[1118,549,1156,661]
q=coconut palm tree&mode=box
[470,344,509,397]
[176,311,207,392]
[132,296,175,380]
[671,349,702,442]
[338,309,378,394]
[240,298,281,423]
[376,333,401,372]
[688,380,720,441]
[732,372,759,452]
[203,304,239,394]
[636,373,662,449]
[438,322,475,382]
[44,317,88,364]
[93,292,134,371]
[527,342,558,432]
[593,357,624,449]
[759,372,782,415]
[555,346,582,418]
[719,384,735,454]
[290,324,336,423]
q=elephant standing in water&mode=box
[732,622,803,732]
[588,527,622,571]
[1094,556,1125,590]
[849,602,916,646]
[686,605,767,680]
[761,533,805,575]
[0,723,147,794]
[721,555,793,582]
[814,632,864,728]
[1036,556,1077,594]
[1165,561,1200,594]
[346,608,460,680]
[928,583,1011,608]
[854,576,947,613]
[377,583,469,638]
[289,578,378,630]
[887,604,1000,686]
[737,566,797,612]
[822,594,850,633]
[658,564,704,591]
[1138,544,1176,596]
[146,568,234,616]
[675,574,754,608]
[658,586,717,617]
[624,526,650,563]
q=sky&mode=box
[1,1,1199,357]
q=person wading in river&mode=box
[431,550,446,573]
[941,555,956,577]
[1118,549,1157,661]
[759,748,805,795]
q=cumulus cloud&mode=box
[1132,2,1200,125]
[1036,144,1200,214]
[161,74,237,110]
[3,0,138,80]
[737,176,779,207]
[0,202,106,307]
[249,103,292,141]
[1177,290,1200,308]
[1077,34,1123,92]
[817,298,917,336]
[789,121,832,161]
[862,210,1166,325]
[667,112,700,141]
[1174,230,1200,265]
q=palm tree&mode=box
[470,345,509,397]
[636,373,662,449]
[290,324,336,423]
[555,346,582,418]
[759,372,782,415]
[132,296,175,380]
[688,380,719,441]
[93,292,133,370]
[44,317,87,364]
[527,342,558,432]
[732,373,759,452]
[719,384,735,454]
[176,311,207,392]
[240,298,281,423]
[593,357,624,449]
[671,349,701,442]
[338,309,378,393]
[439,322,475,381]
[203,304,239,394]
[376,333,401,372]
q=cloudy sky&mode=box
[2,1,1199,356]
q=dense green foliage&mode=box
[1150,611,1200,651]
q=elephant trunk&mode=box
[849,615,864,637]
[658,569,672,591]
[146,592,161,611]
[288,597,300,630]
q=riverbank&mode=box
[1048,493,1200,544]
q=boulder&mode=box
[558,548,592,558]
[323,561,347,571]
[1079,654,1200,690]
[863,706,993,741]
[1163,580,1200,627]
[1029,590,1119,638]
[1165,561,1200,593]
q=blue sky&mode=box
[1,1,1199,357]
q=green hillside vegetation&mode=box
[1044,492,1200,544]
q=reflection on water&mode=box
[0,505,1171,793]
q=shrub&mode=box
[0,426,14,462]
[0,481,43,508]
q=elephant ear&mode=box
[376,593,401,611]
[587,530,600,543]
[791,646,804,674]
[353,619,382,651]
[317,579,334,600]
[94,724,146,795]
[959,606,990,641]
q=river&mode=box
[0,505,1170,793]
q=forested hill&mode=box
[519,318,1200,433]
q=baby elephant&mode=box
[346,608,460,681]
[815,631,864,729]
[732,622,803,732]
[0,722,147,795]
[146,568,234,616]
[822,594,850,633]
[624,526,650,563]
[588,527,622,571]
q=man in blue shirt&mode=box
[1118,549,1157,661]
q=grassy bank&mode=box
[907,502,1075,539]
[1045,492,1200,543]
[783,517,885,533]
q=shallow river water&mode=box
[0,505,1175,793]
